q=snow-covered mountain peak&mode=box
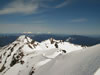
[66,37,75,42]
[0,35,39,74]
[41,38,64,45]
[0,35,38,55]
[16,35,32,43]
[0,35,85,75]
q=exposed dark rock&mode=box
[55,43,58,48]
[10,51,24,67]
[20,60,24,64]
[33,44,37,48]
[7,54,11,58]
[3,52,7,56]
[31,40,35,44]
[7,47,11,50]
[11,47,14,52]
[28,45,33,49]
[30,71,34,75]
[62,50,66,53]
[25,36,30,43]
[0,55,2,63]
[19,52,24,57]
[13,44,17,48]
[18,46,23,50]
[50,38,54,44]
[10,57,18,67]
[0,65,5,72]
[29,67,35,75]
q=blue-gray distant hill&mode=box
[0,33,100,47]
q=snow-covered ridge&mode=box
[0,35,84,75]
[34,44,100,75]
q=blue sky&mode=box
[0,0,100,35]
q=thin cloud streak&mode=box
[41,0,70,8]
[70,18,88,23]
[0,0,71,15]
[0,0,39,15]
[55,0,70,8]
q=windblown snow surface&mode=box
[34,44,100,75]
[0,35,100,75]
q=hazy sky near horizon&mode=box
[0,0,100,35]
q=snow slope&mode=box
[0,35,84,75]
[94,68,100,75]
[34,44,100,75]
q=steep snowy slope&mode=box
[34,44,100,75]
[0,35,39,75]
[0,35,83,75]
[94,68,100,75]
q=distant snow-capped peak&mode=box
[66,37,75,42]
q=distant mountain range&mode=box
[0,34,100,47]
[0,35,83,75]
[0,35,100,75]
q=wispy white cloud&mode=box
[70,18,88,23]
[0,0,39,15]
[0,0,71,15]
[55,0,70,8]
[41,0,70,8]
